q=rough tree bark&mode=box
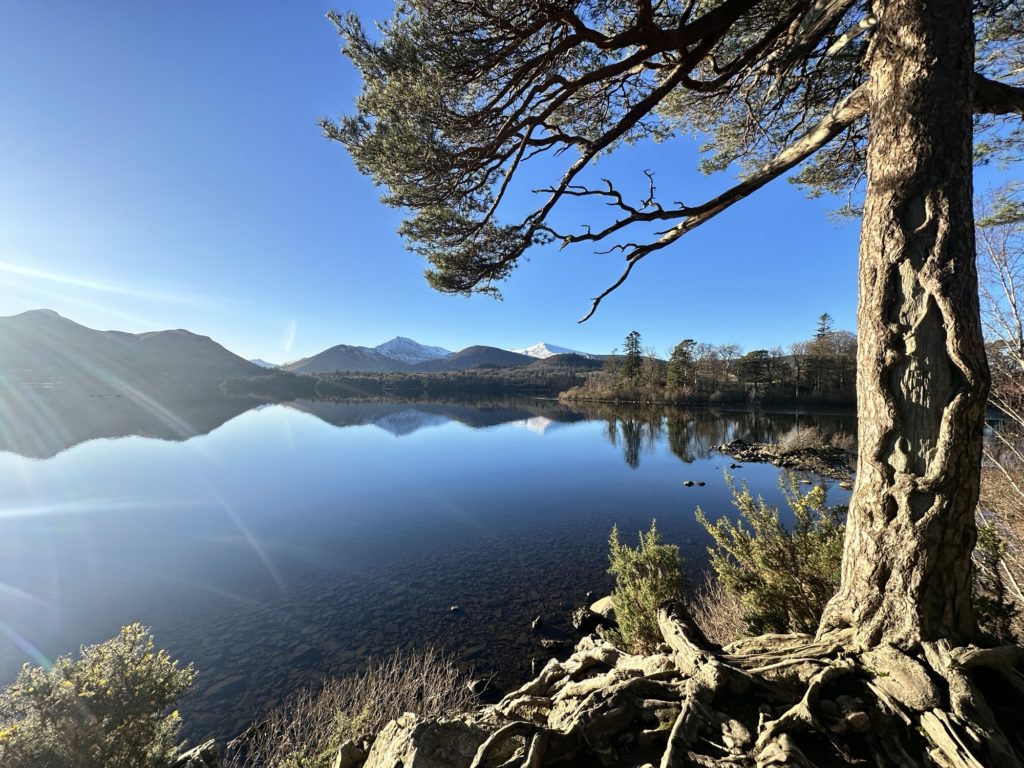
[818,0,991,651]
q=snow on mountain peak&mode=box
[511,342,590,359]
[374,337,452,365]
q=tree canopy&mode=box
[326,0,1023,319]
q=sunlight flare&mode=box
[0,260,209,306]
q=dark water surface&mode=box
[0,397,853,740]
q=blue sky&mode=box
[1,1,883,361]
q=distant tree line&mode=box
[221,359,601,402]
[564,315,857,406]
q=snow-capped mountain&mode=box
[510,416,565,435]
[249,359,278,369]
[511,342,592,359]
[374,336,452,365]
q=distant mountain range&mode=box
[0,309,607,456]
[282,337,598,375]
[0,309,600,384]
[0,310,608,456]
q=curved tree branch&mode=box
[579,83,868,321]
[975,74,1024,116]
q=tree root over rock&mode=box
[359,602,1024,767]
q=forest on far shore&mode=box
[563,314,857,406]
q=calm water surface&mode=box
[0,398,853,740]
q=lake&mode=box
[0,397,854,741]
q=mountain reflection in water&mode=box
[0,392,849,464]
[0,395,854,742]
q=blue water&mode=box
[0,398,853,739]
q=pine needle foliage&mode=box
[606,520,688,654]
[697,475,845,635]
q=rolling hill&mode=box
[0,309,263,457]
[412,345,536,372]
[283,344,412,375]
[0,309,261,396]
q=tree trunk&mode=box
[818,0,990,650]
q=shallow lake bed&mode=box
[0,397,853,740]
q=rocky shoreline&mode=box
[214,597,621,767]
[715,438,856,486]
[213,600,988,768]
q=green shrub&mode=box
[606,520,688,654]
[0,623,194,768]
[696,474,845,635]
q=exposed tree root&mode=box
[412,602,1024,768]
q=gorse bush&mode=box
[225,646,477,768]
[697,474,1020,641]
[607,520,688,654]
[0,623,194,768]
[697,475,845,635]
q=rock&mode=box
[466,677,489,695]
[719,716,753,750]
[839,481,853,490]
[289,646,323,665]
[363,714,488,768]
[571,606,603,634]
[696,481,706,486]
[333,740,367,768]
[845,711,871,733]
[174,740,218,768]
[589,595,615,619]
[538,638,565,652]
[531,615,544,631]
[204,674,246,699]
[683,480,695,487]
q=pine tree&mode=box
[330,3,1024,759]
[621,330,643,384]
[666,339,695,389]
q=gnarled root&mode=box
[371,606,1024,767]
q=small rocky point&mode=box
[717,438,855,484]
